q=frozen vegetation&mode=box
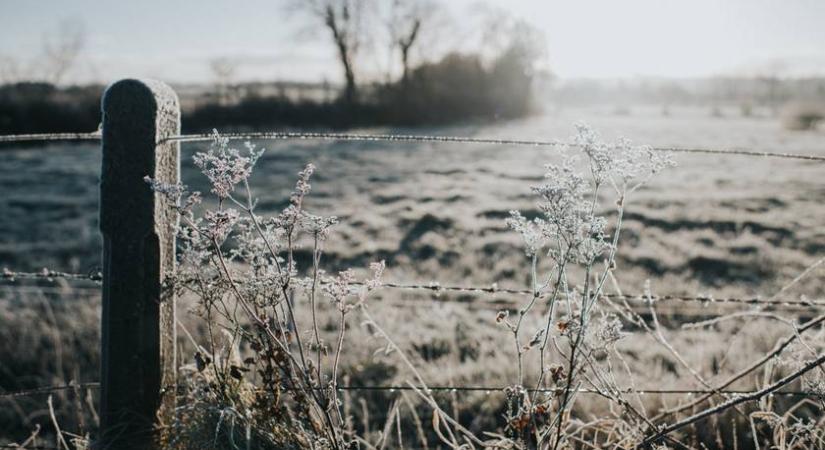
[2,106,825,448]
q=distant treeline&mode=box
[0,50,536,135]
[0,83,102,134]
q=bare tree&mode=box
[41,19,86,85]
[291,0,370,103]
[384,0,435,84]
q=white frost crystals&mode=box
[142,131,342,294]
[507,123,675,266]
[193,129,265,199]
[499,124,675,446]
[572,122,675,194]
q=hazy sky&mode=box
[1,0,824,84]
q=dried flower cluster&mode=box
[497,124,676,447]
[147,132,385,449]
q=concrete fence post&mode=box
[99,79,179,448]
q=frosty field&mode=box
[3,106,824,293]
[2,105,824,446]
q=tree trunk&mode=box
[400,46,410,85]
[398,20,420,87]
[339,44,357,103]
[324,5,358,104]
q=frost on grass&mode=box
[507,123,675,266]
[140,127,824,449]
[144,126,674,449]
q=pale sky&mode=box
[1,0,824,85]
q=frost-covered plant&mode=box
[499,123,674,448]
[146,125,677,449]
[147,131,385,450]
[139,126,824,450]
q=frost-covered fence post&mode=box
[99,79,179,449]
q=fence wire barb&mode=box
[161,131,825,162]
[3,269,825,308]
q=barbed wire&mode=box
[3,128,823,445]
[0,288,810,321]
[320,386,816,396]
[2,287,811,322]
[0,382,100,400]
[641,351,825,445]
[2,130,825,162]
[374,282,825,308]
[1,268,102,283]
[163,132,825,162]
[3,269,824,309]
[3,381,813,400]
[0,132,100,143]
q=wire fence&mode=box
[2,130,825,162]
[3,268,823,403]
[2,125,825,446]
[0,132,101,143]
[3,268,825,309]
[1,268,102,283]
[2,381,817,401]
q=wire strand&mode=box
[2,268,102,283]
[160,131,825,162]
[313,386,815,395]
[0,132,101,143]
[1,381,816,400]
[374,282,825,308]
[2,130,824,162]
[3,269,824,308]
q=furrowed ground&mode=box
[2,105,824,446]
